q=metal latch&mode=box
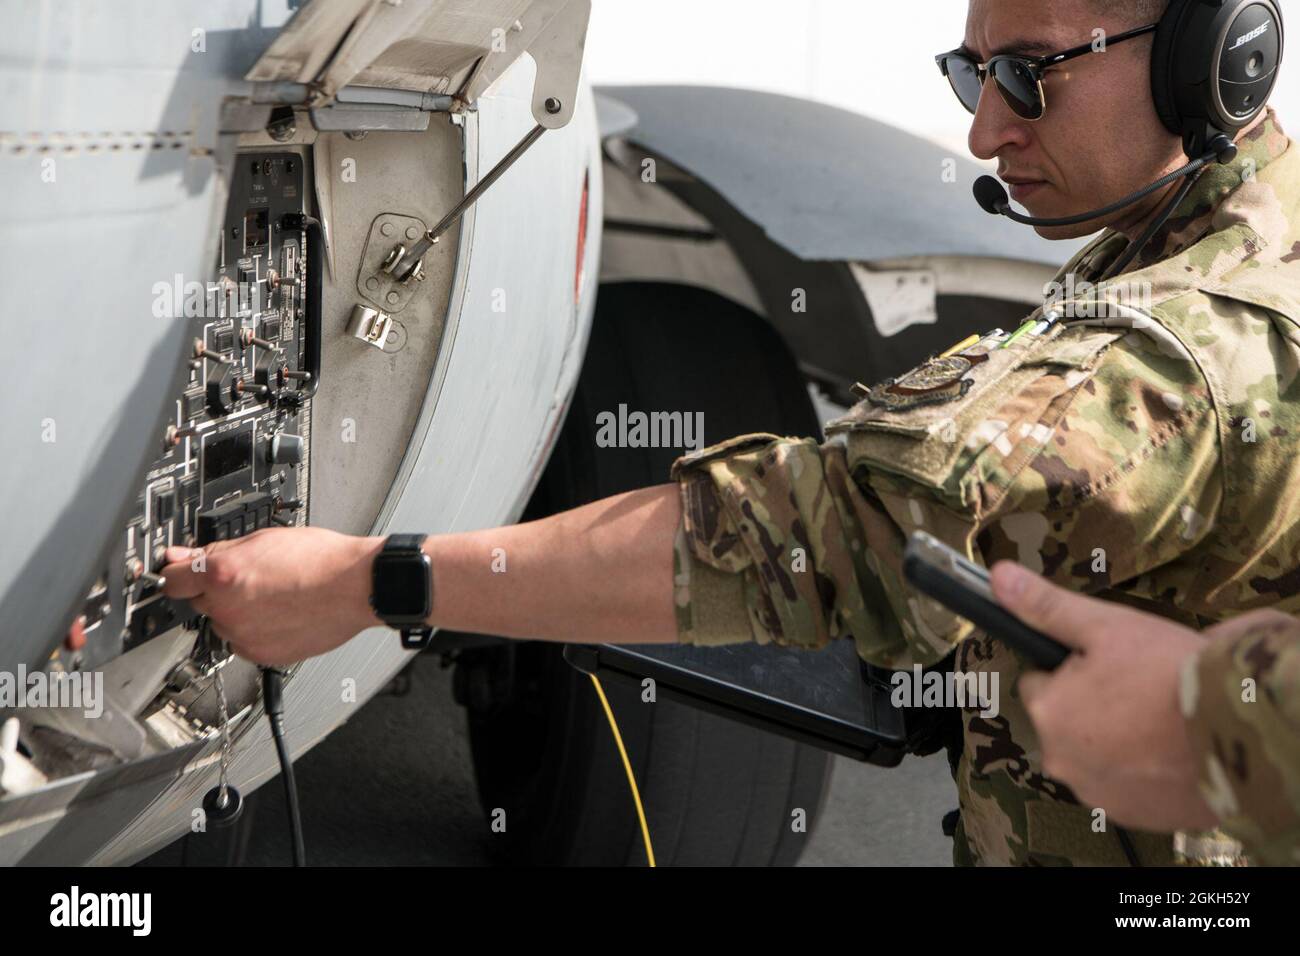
[348,304,392,349]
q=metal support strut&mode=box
[390,123,548,282]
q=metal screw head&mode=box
[544,97,562,114]
[266,106,296,143]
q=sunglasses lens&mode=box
[941,55,982,114]
[991,59,1044,119]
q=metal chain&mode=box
[214,658,231,805]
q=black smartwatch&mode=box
[370,534,434,650]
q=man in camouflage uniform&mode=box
[669,111,1300,864]
[165,2,1300,866]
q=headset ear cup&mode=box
[1150,0,1189,136]
[1150,0,1284,154]
[1213,0,1284,131]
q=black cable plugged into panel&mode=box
[261,666,306,867]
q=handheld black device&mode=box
[902,532,1069,671]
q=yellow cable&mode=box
[588,672,656,867]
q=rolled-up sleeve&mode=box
[1182,617,1300,865]
[669,432,975,667]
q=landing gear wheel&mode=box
[458,284,834,866]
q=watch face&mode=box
[374,553,431,618]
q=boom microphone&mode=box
[973,176,1012,216]
[973,134,1238,228]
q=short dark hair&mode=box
[1090,0,1169,26]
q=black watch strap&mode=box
[399,626,433,651]
[375,534,434,650]
[385,533,427,553]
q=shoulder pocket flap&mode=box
[1200,281,1300,347]
[826,345,1026,436]
[827,327,1118,492]
[826,325,1081,438]
[669,432,781,479]
[1016,326,1123,371]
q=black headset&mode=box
[1151,0,1285,158]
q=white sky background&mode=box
[585,0,1300,159]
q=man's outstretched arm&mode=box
[162,430,941,669]
[162,485,681,665]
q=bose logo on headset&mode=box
[1231,21,1270,51]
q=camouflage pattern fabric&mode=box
[1182,616,1300,865]
[670,110,1300,866]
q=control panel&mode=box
[69,151,316,671]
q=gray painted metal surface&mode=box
[0,0,290,674]
[89,62,602,868]
[0,61,601,869]
[305,122,466,537]
[599,85,1080,266]
[0,3,601,864]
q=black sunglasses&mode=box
[936,23,1157,121]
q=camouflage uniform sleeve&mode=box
[1181,617,1300,865]
[671,316,1225,669]
[669,432,970,664]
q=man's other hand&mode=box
[988,561,1220,833]
[162,528,383,665]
